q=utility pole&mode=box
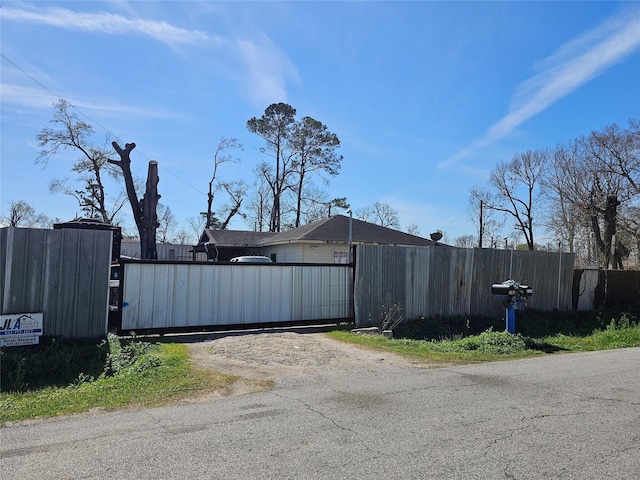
[478,200,484,248]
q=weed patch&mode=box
[445,329,528,355]
[1,337,108,392]
[329,309,640,364]
[0,334,236,424]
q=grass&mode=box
[328,310,640,365]
[2,309,639,424]
[328,329,542,364]
[545,316,640,351]
[0,334,237,424]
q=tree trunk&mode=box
[141,161,160,260]
[590,214,608,268]
[108,142,160,260]
[206,185,214,229]
[590,196,621,269]
[295,173,304,228]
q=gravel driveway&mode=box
[183,326,415,397]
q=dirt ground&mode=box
[183,326,415,398]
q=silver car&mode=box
[229,256,273,263]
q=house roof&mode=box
[200,215,436,247]
[267,215,436,246]
[199,229,276,247]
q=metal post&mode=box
[348,209,353,264]
[557,252,562,310]
[506,305,516,334]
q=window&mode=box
[333,251,349,264]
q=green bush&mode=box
[394,314,503,340]
[0,333,162,393]
[1,337,108,392]
[452,329,527,354]
[103,333,158,376]
[604,313,638,331]
[394,309,640,341]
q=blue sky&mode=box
[1,1,639,242]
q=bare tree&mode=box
[543,144,589,255]
[355,205,374,223]
[0,200,50,227]
[373,202,400,229]
[406,224,420,235]
[205,137,243,229]
[582,130,635,268]
[245,174,271,232]
[618,204,640,267]
[542,126,637,268]
[469,187,505,248]
[454,234,477,248]
[186,215,206,243]
[174,228,191,245]
[356,202,400,228]
[36,99,126,223]
[107,142,160,260]
[586,121,639,267]
[591,120,640,195]
[485,149,549,250]
[156,203,177,244]
[217,180,249,230]
[299,186,339,224]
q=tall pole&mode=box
[348,209,353,264]
[478,200,484,248]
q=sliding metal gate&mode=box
[118,261,353,333]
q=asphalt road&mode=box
[2,347,640,479]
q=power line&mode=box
[1,53,61,99]
[440,211,472,231]
[2,52,207,197]
[158,164,206,195]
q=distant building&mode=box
[196,214,440,263]
[120,239,207,261]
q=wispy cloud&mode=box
[439,7,640,169]
[0,84,58,108]
[2,4,299,106]
[1,83,171,118]
[236,34,301,106]
[1,5,215,48]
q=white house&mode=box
[197,214,439,263]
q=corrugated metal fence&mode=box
[121,241,207,261]
[0,227,111,338]
[119,261,353,331]
[0,230,586,337]
[354,245,575,327]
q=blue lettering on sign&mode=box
[0,314,43,337]
[1,318,22,330]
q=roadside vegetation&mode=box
[0,334,236,424]
[328,309,640,364]
[1,309,638,424]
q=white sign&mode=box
[0,313,43,347]
[0,336,40,347]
